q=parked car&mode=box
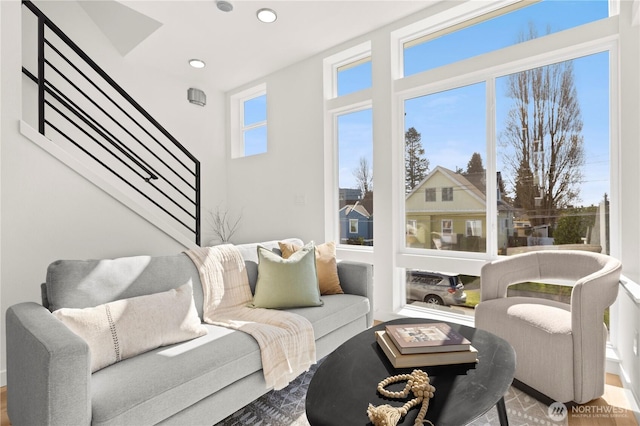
[406,270,467,306]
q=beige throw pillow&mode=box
[279,241,343,295]
[52,282,207,372]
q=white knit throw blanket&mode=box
[185,244,316,390]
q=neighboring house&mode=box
[405,166,514,253]
[339,188,362,208]
[339,202,373,246]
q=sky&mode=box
[338,0,610,207]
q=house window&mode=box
[349,219,359,234]
[230,84,267,158]
[442,187,453,202]
[425,188,436,202]
[466,220,482,237]
[441,219,453,234]
[402,0,609,77]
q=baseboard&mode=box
[1,369,6,387]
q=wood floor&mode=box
[567,374,638,426]
[1,374,637,425]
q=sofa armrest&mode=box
[337,261,373,327]
[6,302,91,426]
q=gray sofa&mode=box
[6,239,373,426]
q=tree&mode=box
[405,127,429,193]
[554,206,597,245]
[465,152,484,175]
[352,156,373,197]
[499,25,585,227]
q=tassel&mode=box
[367,403,402,426]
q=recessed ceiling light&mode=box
[189,59,206,69]
[257,8,277,23]
[216,1,233,12]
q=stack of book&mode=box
[375,322,478,369]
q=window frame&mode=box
[230,83,267,159]
[323,42,374,252]
[425,187,436,202]
[394,15,620,276]
[441,187,453,202]
[349,219,359,234]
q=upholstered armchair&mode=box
[475,250,622,404]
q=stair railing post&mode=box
[195,161,201,246]
[37,13,45,134]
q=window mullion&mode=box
[486,76,498,258]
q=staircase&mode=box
[20,0,201,247]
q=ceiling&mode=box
[76,1,439,92]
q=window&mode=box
[441,219,453,234]
[337,57,372,96]
[324,42,374,248]
[442,187,453,201]
[496,53,610,256]
[337,108,373,246]
[425,188,436,202]
[403,0,609,77]
[466,220,482,237]
[404,83,486,253]
[395,0,616,320]
[230,84,267,158]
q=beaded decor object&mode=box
[367,369,436,426]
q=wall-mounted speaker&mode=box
[188,88,206,106]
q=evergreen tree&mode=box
[465,152,484,175]
[405,127,429,193]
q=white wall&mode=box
[0,0,227,385]
[226,58,326,245]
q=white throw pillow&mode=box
[53,282,207,372]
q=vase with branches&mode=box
[207,205,242,244]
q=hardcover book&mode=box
[385,322,471,355]
[375,330,478,368]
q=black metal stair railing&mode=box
[21,0,201,245]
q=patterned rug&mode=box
[216,359,561,426]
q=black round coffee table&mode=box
[306,318,516,426]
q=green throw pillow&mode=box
[250,242,323,309]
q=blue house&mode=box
[339,202,373,246]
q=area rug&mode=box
[216,358,561,426]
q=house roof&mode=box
[339,202,371,218]
[406,165,514,212]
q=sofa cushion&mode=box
[90,324,263,426]
[89,294,369,425]
[250,242,323,309]
[45,254,205,319]
[52,283,207,372]
[279,241,344,295]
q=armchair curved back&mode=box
[480,250,622,403]
[480,250,621,304]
